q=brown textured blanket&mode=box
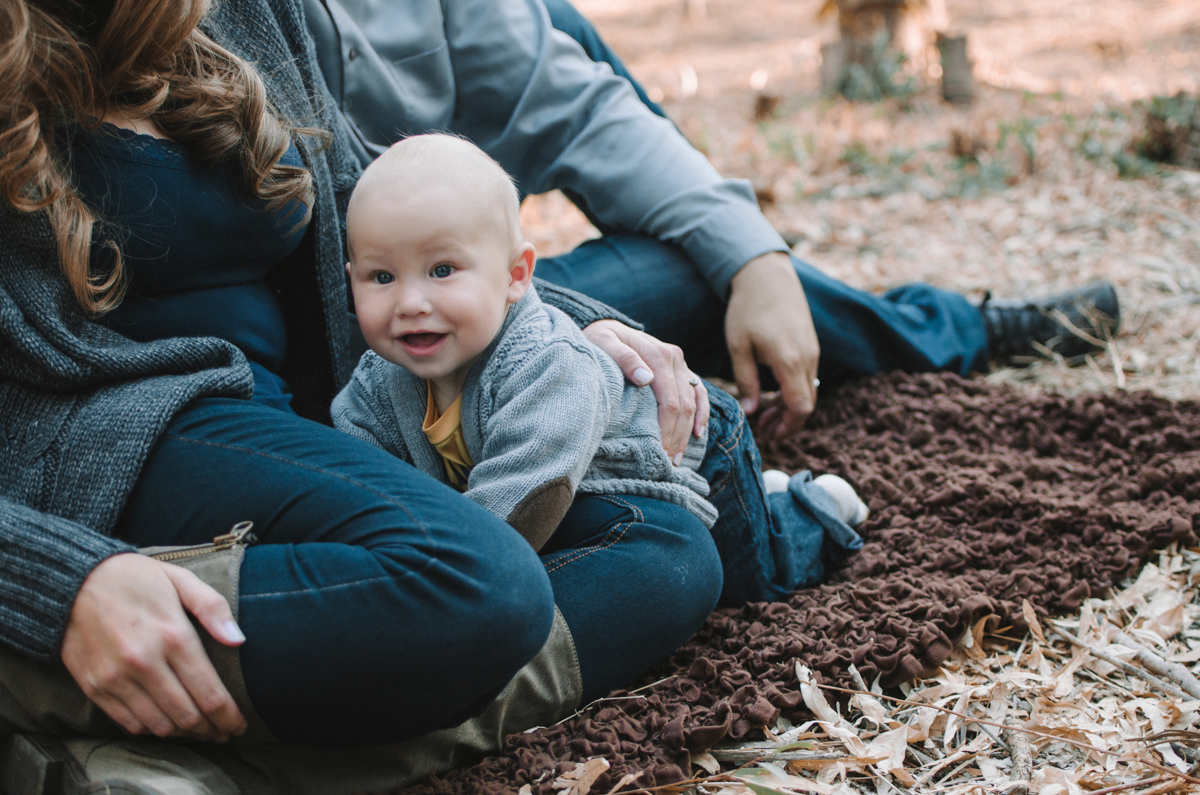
[402,372,1200,794]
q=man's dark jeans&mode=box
[537,234,989,389]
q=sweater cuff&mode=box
[0,501,137,661]
[533,278,644,331]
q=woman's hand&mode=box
[583,320,710,463]
[61,553,248,742]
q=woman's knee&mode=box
[373,524,556,670]
[237,529,554,745]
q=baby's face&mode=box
[347,181,524,388]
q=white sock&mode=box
[813,474,869,526]
[762,469,790,495]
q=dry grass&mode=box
[537,546,1200,795]
[520,0,1200,400]
[692,545,1200,795]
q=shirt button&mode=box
[348,47,359,61]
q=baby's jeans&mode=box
[700,385,863,605]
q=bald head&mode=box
[348,134,523,253]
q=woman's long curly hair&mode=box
[0,0,319,313]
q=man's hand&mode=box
[61,553,248,742]
[583,319,710,463]
[726,252,820,437]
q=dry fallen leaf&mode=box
[552,757,610,795]
[1024,599,1048,645]
[695,751,722,775]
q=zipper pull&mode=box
[211,521,257,549]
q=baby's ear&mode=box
[506,243,536,303]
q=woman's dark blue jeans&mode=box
[115,398,721,746]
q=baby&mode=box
[332,133,867,583]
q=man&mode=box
[302,0,1119,441]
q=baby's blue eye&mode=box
[432,263,455,278]
[372,272,395,285]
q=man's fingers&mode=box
[650,368,686,461]
[728,336,761,415]
[166,637,244,739]
[768,351,816,436]
[694,379,710,438]
[582,319,709,454]
[583,325,654,386]
[143,659,225,739]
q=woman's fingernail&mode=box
[673,452,683,466]
[739,398,755,413]
[632,367,653,386]
[698,424,707,438]
[222,620,246,644]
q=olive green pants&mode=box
[0,547,582,795]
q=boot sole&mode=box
[0,735,155,795]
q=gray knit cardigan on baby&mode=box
[0,0,629,662]
[331,288,717,552]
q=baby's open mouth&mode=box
[400,332,447,351]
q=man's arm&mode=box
[444,0,788,297]
[310,0,788,297]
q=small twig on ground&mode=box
[933,756,979,785]
[1002,719,1033,795]
[1047,622,1192,700]
[709,748,844,764]
[1108,339,1127,388]
[1086,777,1168,795]
[1080,665,1139,696]
[550,676,677,727]
[626,675,677,695]
[1110,629,1200,699]
[1049,307,1110,349]
[972,721,1011,754]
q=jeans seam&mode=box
[240,574,395,600]
[543,495,641,574]
[165,432,432,545]
[710,410,755,522]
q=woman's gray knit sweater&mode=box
[0,0,630,662]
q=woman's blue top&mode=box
[66,123,310,410]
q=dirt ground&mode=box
[520,0,1200,399]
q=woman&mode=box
[0,0,730,787]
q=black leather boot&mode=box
[980,281,1120,362]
